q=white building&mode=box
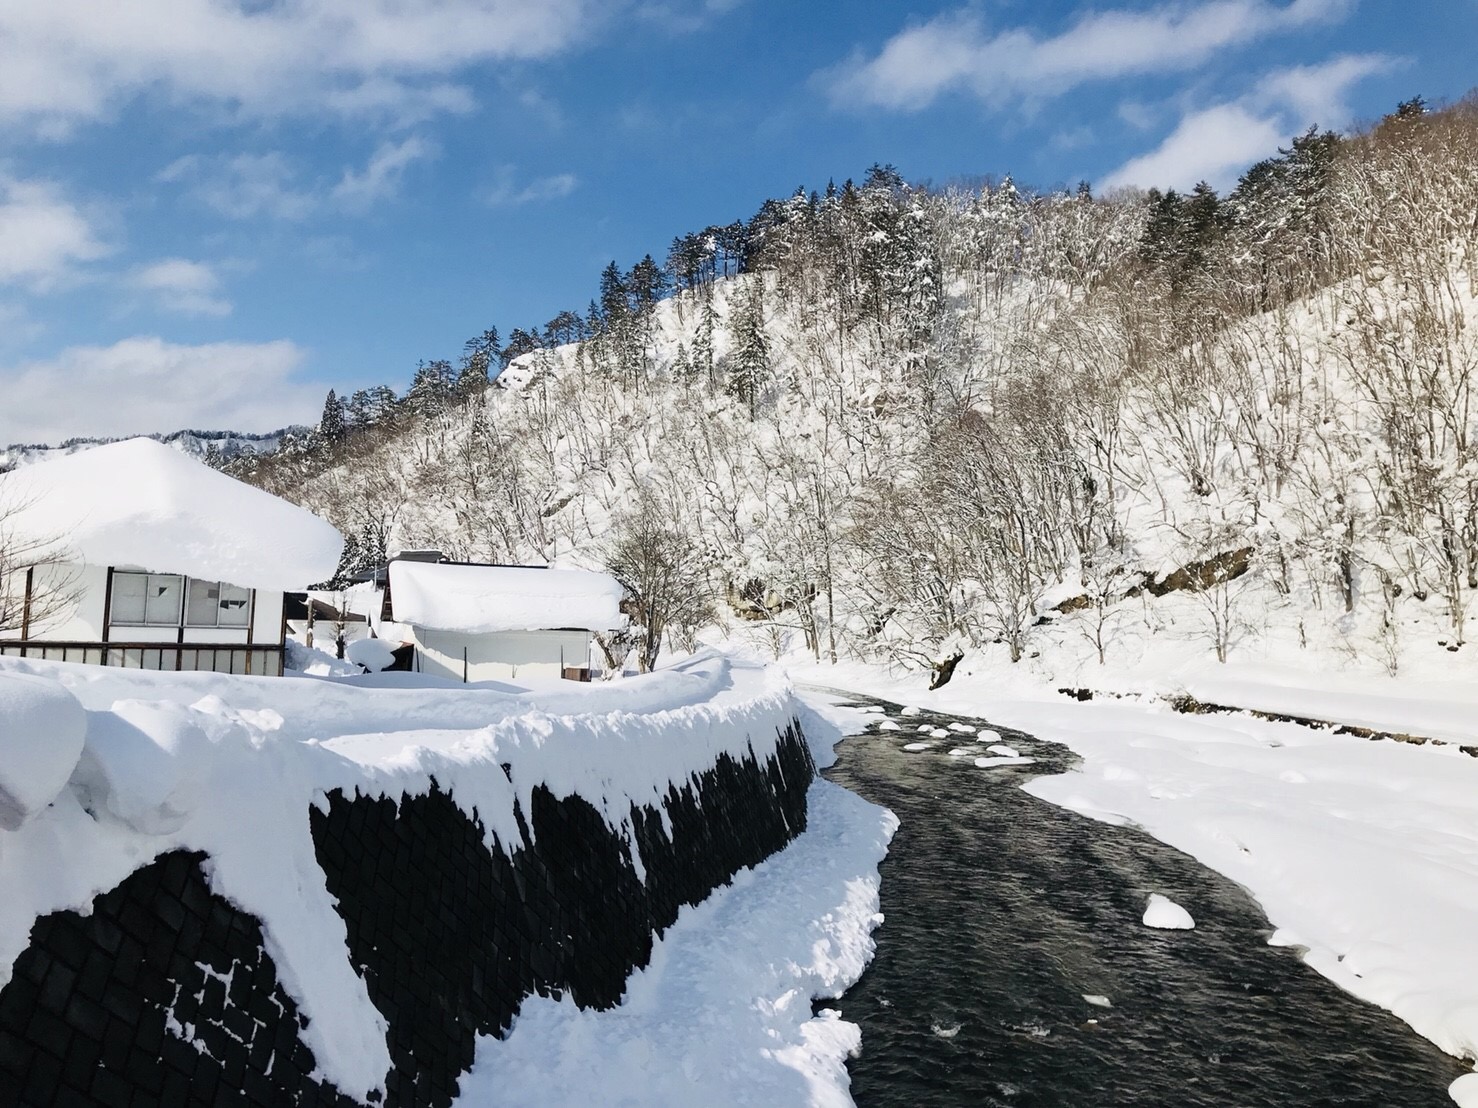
[382,558,625,682]
[0,438,343,676]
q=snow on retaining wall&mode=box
[0,653,811,1106]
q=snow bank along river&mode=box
[0,654,895,1106]
[817,693,1468,1107]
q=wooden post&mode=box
[100,567,114,664]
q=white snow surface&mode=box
[344,637,397,672]
[455,772,895,1107]
[1,437,343,591]
[387,560,625,634]
[1142,894,1195,931]
[1452,1073,1478,1107]
[0,650,837,1103]
[0,672,86,830]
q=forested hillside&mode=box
[232,95,1478,680]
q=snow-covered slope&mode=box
[0,426,304,472]
[226,107,1478,690]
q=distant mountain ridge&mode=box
[0,427,308,472]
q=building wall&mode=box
[0,563,108,643]
[412,627,593,681]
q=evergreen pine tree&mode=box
[694,294,717,388]
[319,389,346,441]
[728,280,769,420]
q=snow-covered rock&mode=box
[1142,893,1195,930]
[345,637,398,673]
[974,755,1037,769]
[0,673,86,830]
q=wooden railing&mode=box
[0,642,284,676]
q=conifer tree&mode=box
[728,279,769,420]
[319,389,346,441]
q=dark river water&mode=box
[816,693,1467,1108]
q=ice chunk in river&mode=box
[1143,893,1196,930]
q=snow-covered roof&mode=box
[0,437,343,592]
[388,560,625,634]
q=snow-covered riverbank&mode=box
[456,762,895,1107]
[0,651,894,1105]
[788,656,1478,1104]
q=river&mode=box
[817,693,1466,1107]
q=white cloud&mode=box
[635,0,747,33]
[481,170,579,206]
[158,153,316,221]
[1255,52,1398,124]
[0,336,320,445]
[0,0,603,134]
[331,136,437,212]
[1100,104,1286,191]
[126,258,232,317]
[0,175,109,290]
[1100,52,1398,191]
[823,0,1353,111]
[160,140,435,220]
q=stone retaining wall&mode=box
[0,721,815,1107]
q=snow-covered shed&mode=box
[384,558,625,682]
[0,438,343,676]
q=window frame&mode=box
[108,571,185,628]
[109,571,254,631]
[185,578,252,629]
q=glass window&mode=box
[217,583,251,627]
[110,572,147,624]
[185,579,252,627]
[144,575,184,626]
[111,572,183,626]
[186,578,219,626]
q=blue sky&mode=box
[0,0,1473,444]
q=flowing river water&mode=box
[815,693,1467,1107]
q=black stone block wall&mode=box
[0,850,358,1108]
[0,721,815,1107]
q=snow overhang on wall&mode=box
[0,438,343,593]
[388,561,626,634]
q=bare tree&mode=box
[0,490,81,637]
[604,496,714,673]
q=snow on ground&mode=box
[455,774,895,1107]
[0,672,87,830]
[0,650,868,1103]
[786,654,1478,1099]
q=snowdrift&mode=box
[0,652,835,1103]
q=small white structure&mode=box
[0,438,343,676]
[385,558,625,682]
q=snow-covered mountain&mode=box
[0,426,306,472]
[233,103,1478,686]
